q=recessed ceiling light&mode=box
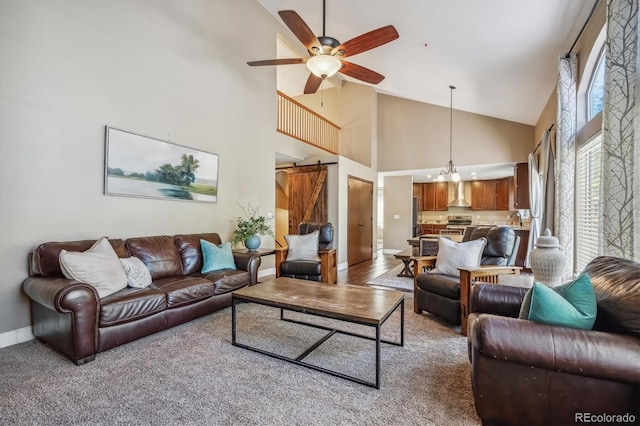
[472,176,477,180]
[471,172,477,175]
[426,174,432,178]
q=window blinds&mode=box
[575,134,603,274]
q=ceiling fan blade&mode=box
[332,25,399,58]
[339,61,385,84]
[278,10,322,53]
[247,58,306,66]
[303,73,323,94]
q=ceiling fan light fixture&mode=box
[306,54,342,79]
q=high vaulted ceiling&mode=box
[257,0,596,126]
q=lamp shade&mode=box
[306,55,342,78]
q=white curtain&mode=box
[540,129,555,233]
[555,53,577,278]
[527,152,542,267]
[602,0,638,260]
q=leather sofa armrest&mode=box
[470,283,529,318]
[22,276,99,364]
[473,314,640,384]
[23,276,99,312]
[231,253,261,286]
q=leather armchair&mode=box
[413,226,521,333]
[275,222,337,284]
[468,256,640,425]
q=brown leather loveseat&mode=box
[22,233,260,365]
[468,256,640,425]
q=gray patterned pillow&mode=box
[119,257,152,288]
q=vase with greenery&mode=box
[231,203,274,251]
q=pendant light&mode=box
[437,85,461,182]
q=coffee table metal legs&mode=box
[232,296,404,389]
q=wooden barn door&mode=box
[287,165,328,233]
[347,176,373,265]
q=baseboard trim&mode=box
[382,248,402,254]
[0,326,35,349]
[258,267,276,278]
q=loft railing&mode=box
[277,90,340,155]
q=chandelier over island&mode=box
[437,85,461,182]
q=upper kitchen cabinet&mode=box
[471,180,497,210]
[471,178,512,211]
[413,183,423,210]
[422,182,447,211]
[513,162,530,210]
[497,176,514,210]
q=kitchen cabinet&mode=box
[471,180,497,210]
[514,162,530,210]
[421,182,448,211]
[471,178,512,211]
[413,183,422,210]
[419,223,447,236]
[496,177,514,210]
[513,229,530,268]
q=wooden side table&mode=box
[393,247,419,277]
[232,248,275,256]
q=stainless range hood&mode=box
[448,181,471,208]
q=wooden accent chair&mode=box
[413,226,522,335]
[275,222,337,284]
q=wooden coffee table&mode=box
[231,277,405,388]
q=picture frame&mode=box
[104,127,218,203]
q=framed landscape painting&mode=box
[104,127,218,203]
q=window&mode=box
[575,134,602,273]
[574,27,605,274]
[587,49,605,120]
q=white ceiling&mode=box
[256,0,595,126]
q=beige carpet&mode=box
[367,264,414,291]
[0,300,480,425]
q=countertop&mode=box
[420,221,530,230]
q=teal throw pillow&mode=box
[518,274,597,330]
[201,240,236,273]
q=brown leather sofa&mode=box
[22,233,260,365]
[468,256,640,425]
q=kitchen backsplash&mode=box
[420,209,531,229]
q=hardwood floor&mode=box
[337,252,402,285]
[262,252,402,286]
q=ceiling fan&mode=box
[247,0,399,94]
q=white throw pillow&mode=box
[59,237,128,298]
[119,257,152,288]
[285,230,320,261]
[429,237,487,277]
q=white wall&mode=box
[0,0,287,333]
[337,158,378,266]
[377,94,534,172]
[383,175,413,251]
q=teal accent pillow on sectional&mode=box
[201,240,236,273]
[519,274,597,330]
